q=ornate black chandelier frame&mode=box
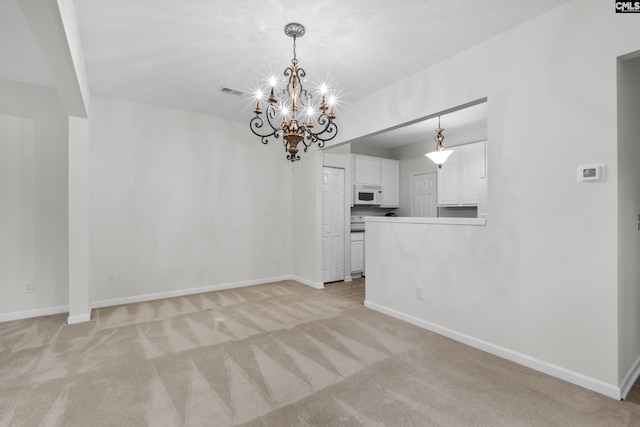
[250,23,338,162]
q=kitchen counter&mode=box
[364,216,487,226]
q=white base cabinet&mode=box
[350,232,364,275]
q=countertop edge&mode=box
[364,216,487,226]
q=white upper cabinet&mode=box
[459,141,486,205]
[436,149,460,205]
[437,141,486,207]
[352,154,399,207]
[353,154,381,185]
[380,158,400,208]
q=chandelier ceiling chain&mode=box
[291,32,297,65]
[250,23,338,162]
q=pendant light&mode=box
[425,116,453,168]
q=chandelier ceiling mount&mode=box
[284,22,305,39]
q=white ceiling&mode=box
[1,0,569,126]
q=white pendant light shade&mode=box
[425,149,453,165]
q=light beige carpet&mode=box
[1,279,639,426]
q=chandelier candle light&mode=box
[425,116,453,168]
[250,23,338,162]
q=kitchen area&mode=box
[325,101,488,282]
[349,154,400,278]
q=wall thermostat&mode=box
[577,164,606,182]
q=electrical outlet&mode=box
[107,275,116,285]
[416,286,424,300]
[24,282,34,293]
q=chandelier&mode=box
[425,116,453,168]
[250,23,338,162]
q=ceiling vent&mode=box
[219,86,246,97]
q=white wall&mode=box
[324,0,640,398]
[0,114,37,313]
[89,97,293,303]
[291,152,324,288]
[0,81,69,319]
[350,144,392,159]
[68,116,91,323]
[617,54,640,393]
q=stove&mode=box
[350,215,365,232]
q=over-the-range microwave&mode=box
[354,184,382,205]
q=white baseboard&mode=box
[92,275,295,309]
[364,300,622,400]
[67,313,91,325]
[292,276,324,289]
[0,305,69,323]
[344,275,353,282]
[1,275,320,323]
[620,352,640,400]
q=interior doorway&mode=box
[322,167,345,283]
[617,51,640,399]
[411,172,437,217]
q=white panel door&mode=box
[322,169,331,282]
[322,167,345,283]
[412,173,437,217]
